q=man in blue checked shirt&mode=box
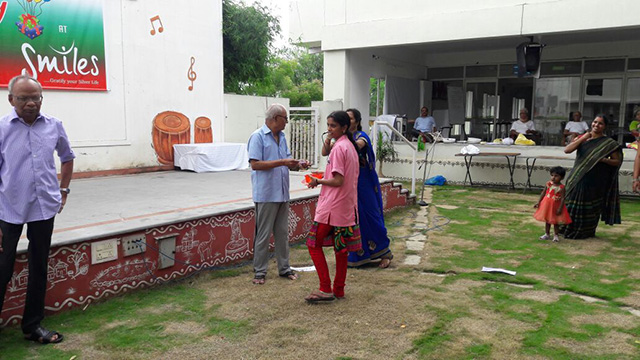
[0,75,75,344]
[247,103,309,285]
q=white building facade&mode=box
[0,0,224,173]
[291,0,640,146]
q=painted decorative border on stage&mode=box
[0,181,412,326]
[0,0,107,90]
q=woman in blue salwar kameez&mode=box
[345,108,393,267]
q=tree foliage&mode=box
[223,0,280,93]
[245,46,323,107]
[370,78,385,116]
[222,1,323,106]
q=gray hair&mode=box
[265,103,286,120]
[519,108,529,115]
[8,74,41,94]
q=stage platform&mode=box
[2,170,414,326]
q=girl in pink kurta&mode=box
[305,111,361,302]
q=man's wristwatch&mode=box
[60,188,71,194]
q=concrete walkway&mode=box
[403,187,432,265]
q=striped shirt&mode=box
[0,109,75,224]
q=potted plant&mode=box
[376,131,398,177]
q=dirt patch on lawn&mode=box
[140,303,183,315]
[562,239,610,257]
[547,331,636,356]
[617,294,640,308]
[570,312,638,330]
[198,255,440,359]
[102,319,137,330]
[486,226,511,238]
[55,333,111,360]
[526,274,565,288]
[513,290,561,304]
[438,309,536,359]
[625,270,640,280]
[162,321,207,335]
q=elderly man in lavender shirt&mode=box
[0,75,74,344]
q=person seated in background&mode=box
[411,106,437,143]
[562,111,589,145]
[510,108,541,144]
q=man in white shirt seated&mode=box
[510,108,541,144]
[562,111,589,145]
[411,106,437,142]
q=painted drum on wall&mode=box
[194,116,213,143]
[152,111,191,165]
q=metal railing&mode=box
[289,107,319,167]
[371,120,417,196]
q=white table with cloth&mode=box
[173,143,249,172]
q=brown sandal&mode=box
[378,253,394,268]
[279,270,298,280]
[252,274,266,285]
[304,290,335,303]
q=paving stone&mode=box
[406,241,424,251]
[403,255,421,265]
[408,234,426,241]
[412,224,431,231]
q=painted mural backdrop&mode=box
[0,0,107,90]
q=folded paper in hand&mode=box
[481,266,516,276]
[460,145,480,155]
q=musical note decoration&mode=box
[187,57,197,91]
[149,15,163,35]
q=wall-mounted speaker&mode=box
[516,42,544,78]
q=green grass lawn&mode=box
[409,186,640,359]
[1,186,639,359]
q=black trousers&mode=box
[0,217,55,333]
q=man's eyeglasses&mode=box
[12,95,43,104]
[276,115,288,121]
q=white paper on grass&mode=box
[481,266,516,276]
[290,265,316,272]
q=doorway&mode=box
[497,78,533,139]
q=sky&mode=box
[245,0,291,49]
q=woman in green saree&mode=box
[561,114,623,239]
